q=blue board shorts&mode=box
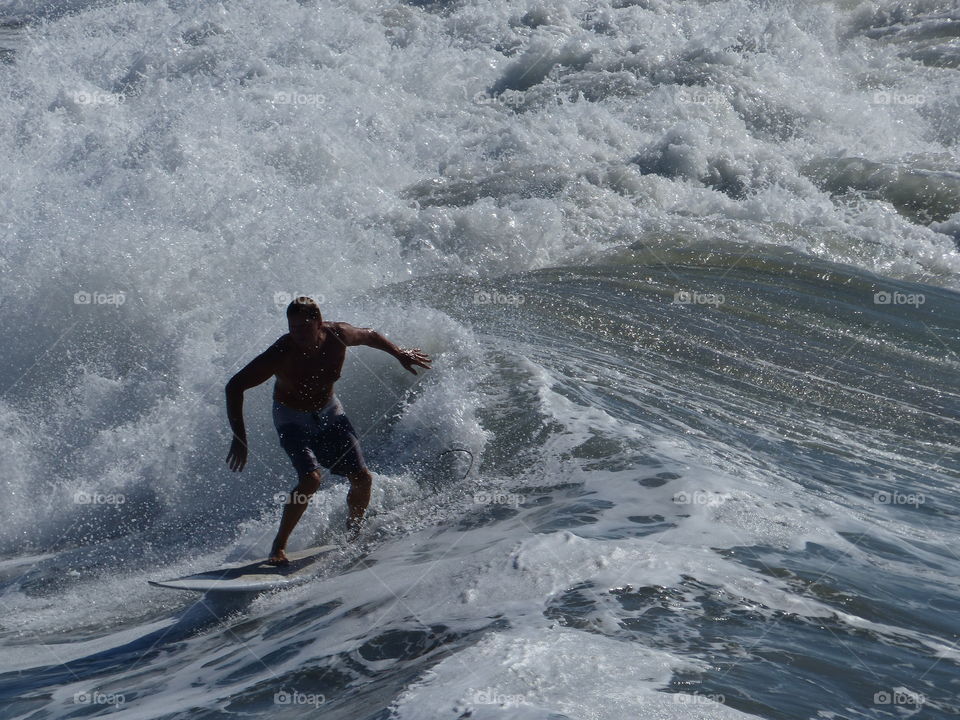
[272,396,367,478]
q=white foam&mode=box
[393,626,756,719]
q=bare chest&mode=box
[276,343,347,388]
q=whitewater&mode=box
[0,0,958,717]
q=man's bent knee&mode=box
[291,470,323,501]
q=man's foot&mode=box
[346,517,365,543]
[267,547,290,566]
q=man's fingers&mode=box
[226,451,246,472]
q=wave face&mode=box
[1,0,958,718]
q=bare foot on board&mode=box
[267,547,290,566]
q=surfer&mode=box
[224,296,431,565]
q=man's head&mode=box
[286,297,323,348]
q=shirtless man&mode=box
[225,297,431,565]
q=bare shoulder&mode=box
[330,321,371,346]
[228,336,286,389]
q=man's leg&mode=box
[269,469,323,564]
[345,468,373,539]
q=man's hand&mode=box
[398,348,431,375]
[226,436,248,472]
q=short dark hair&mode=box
[286,296,322,322]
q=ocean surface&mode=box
[1,0,959,718]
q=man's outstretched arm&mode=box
[336,323,432,375]
[225,343,281,471]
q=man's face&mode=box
[288,315,322,349]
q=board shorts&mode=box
[272,396,367,478]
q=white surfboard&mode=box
[148,545,338,592]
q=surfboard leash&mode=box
[435,448,474,481]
